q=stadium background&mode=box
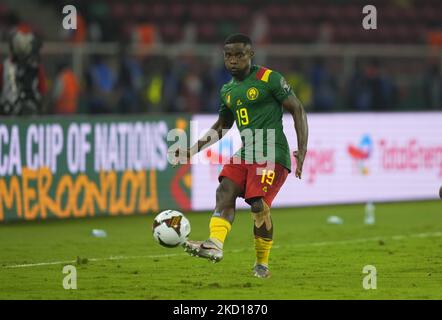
[0,0,441,222]
[1,0,442,114]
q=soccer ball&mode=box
[152,210,191,248]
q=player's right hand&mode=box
[293,150,306,179]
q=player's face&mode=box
[223,43,253,77]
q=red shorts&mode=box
[218,159,289,207]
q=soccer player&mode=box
[175,33,308,278]
[0,26,47,115]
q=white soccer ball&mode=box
[152,210,191,248]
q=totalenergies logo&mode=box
[347,134,373,175]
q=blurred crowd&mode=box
[21,53,442,115]
[1,0,442,116]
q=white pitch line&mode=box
[3,253,187,269]
[3,231,442,269]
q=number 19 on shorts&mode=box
[261,169,275,185]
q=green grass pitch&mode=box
[1,200,441,299]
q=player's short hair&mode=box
[224,33,252,46]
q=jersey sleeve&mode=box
[218,89,234,124]
[268,71,295,104]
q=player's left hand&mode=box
[293,150,306,179]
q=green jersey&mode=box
[219,65,294,171]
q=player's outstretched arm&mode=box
[282,95,309,179]
[174,114,234,165]
[190,114,234,156]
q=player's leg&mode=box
[184,178,242,261]
[249,197,273,278]
[184,162,245,262]
[245,163,289,277]
[208,177,242,248]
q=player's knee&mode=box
[216,183,235,207]
[252,200,270,221]
[250,198,264,213]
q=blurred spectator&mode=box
[131,21,161,46]
[347,63,372,111]
[251,11,270,45]
[214,64,232,90]
[365,60,397,111]
[52,62,80,114]
[180,72,203,113]
[181,23,197,47]
[3,0,439,114]
[142,59,165,112]
[0,27,47,115]
[85,55,116,113]
[380,68,398,110]
[88,21,103,42]
[348,60,397,111]
[285,67,313,110]
[316,21,334,45]
[423,63,442,110]
[173,53,203,113]
[198,62,216,113]
[115,48,143,113]
[86,1,108,42]
[310,59,337,112]
[1,12,22,40]
[63,12,87,44]
[427,31,442,47]
[162,60,180,113]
